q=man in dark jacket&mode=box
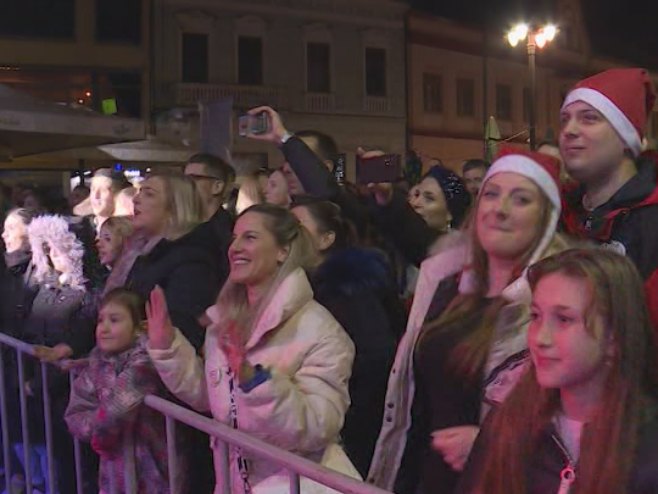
[559,68,658,328]
[184,153,235,288]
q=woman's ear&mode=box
[276,245,291,265]
[318,231,336,251]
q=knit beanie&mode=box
[423,165,472,228]
[561,68,656,156]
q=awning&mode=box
[0,84,145,160]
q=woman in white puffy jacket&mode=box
[146,203,357,494]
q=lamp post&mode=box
[507,23,557,150]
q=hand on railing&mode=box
[146,285,175,350]
[34,343,73,363]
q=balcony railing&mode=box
[304,92,336,113]
[173,83,288,110]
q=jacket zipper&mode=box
[551,434,576,494]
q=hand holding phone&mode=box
[238,112,270,137]
[241,106,289,145]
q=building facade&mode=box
[151,0,408,176]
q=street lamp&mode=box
[506,23,558,150]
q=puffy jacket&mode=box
[148,268,358,494]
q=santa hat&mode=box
[561,68,656,157]
[462,146,562,302]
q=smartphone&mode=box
[332,153,347,185]
[238,113,270,137]
[356,154,402,185]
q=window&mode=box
[496,83,512,121]
[423,73,443,114]
[181,33,208,83]
[365,47,387,97]
[238,36,263,85]
[523,87,531,123]
[456,78,475,117]
[0,0,74,39]
[307,43,331,93]
[96,0,142,44]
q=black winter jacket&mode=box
[311,247,405,477]
[126,227,220,351]
[457,410,658,494]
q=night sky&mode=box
[410,0,658,69]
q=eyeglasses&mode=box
[186,173,222,182]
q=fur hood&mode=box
[27,215,86,290]
[312,247,395,298]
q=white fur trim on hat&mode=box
[562,87,642,156]
[478,154,562,303]
[483,155,561,213]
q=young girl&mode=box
[65,288,174,494]
[96,216,133,268]
[457,248,658,494]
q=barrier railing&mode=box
[0,331,392,494]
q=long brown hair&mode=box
[477,248,658,494]
[418,183,553,380]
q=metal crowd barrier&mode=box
[0,332,392,494]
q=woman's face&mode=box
[291,206,335,255]
[408,177,450,231]
[96,225,123,267]
[132,177,169,235]
[476,173,545,261]
[96,301,137,354]
[2,213,28,253]
[228,212,288,289]
[47,242,71,275]
[264,171,290,207]
[529,272,612,398]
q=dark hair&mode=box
[92,168,130,192]
[295,130,338,162]
[101,288,146,329]
[462,159,489,174]
[187,153,236,184]
[290,196,356,253]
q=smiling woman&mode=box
[368,147,570,494]
[147,204,360,493]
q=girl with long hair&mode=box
[368,147,570,494]
[457,248,658,494]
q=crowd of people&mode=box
[0,66,656,494]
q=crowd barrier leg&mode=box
[165,416,178,494]
[0,350,12,484]
[69,372,84,494]
[289,470,301,494]
[40,362,56,494]
[217,439,230,494]
[16,351,33,492]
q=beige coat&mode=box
[149,268,358,494]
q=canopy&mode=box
[0,84,145,160]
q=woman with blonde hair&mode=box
[96,215,134,268]
[368,147,570,494]
[106,171,219,350]
[147,204,359,493]
[457,249,658,494]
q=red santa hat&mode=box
[561,68,656,156]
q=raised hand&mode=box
[146,286,175,350]
[244,106,288,145]
[430,425,480,472]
